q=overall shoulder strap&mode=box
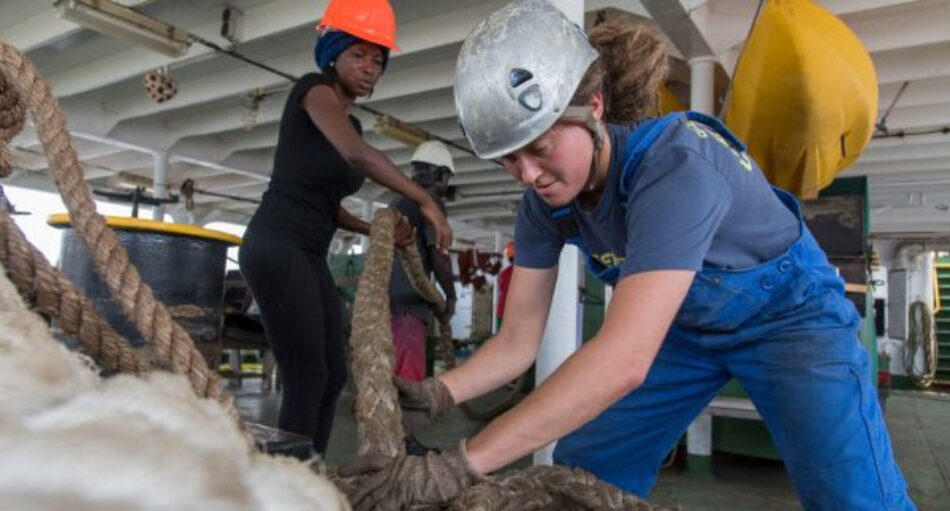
[683,111,747,152]
[551,205,581,242]
[619,112,686,203]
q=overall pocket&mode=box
[676,273,763,331]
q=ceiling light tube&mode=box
[374,115,430,147]
[55,0,191,57]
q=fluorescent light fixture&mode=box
[374,115,430,147]
[55,0,191,57]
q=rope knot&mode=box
[0,70,27,178]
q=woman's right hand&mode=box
[419,199,453,252]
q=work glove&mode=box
[394,376,455,421]
[339,440,488,511]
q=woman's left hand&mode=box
[393,213,416,247]
[339,440,487,511]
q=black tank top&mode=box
[248,73,365,253]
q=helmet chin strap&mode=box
[562,106,606,193]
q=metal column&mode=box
[688,56,716,115]
[534,0,585,467]
[152,150,169,221]
[685,52,718,474]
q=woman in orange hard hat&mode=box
[238,0,452,457]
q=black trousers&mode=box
[238,230,346,455]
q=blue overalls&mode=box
[550,112,915,510]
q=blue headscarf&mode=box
[314,31,390,73]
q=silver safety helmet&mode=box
[454,0,599,159]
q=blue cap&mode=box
[314,31,390,73]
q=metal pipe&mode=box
[152,150,168,221]
[688,56,717,115]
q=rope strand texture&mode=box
[0,42,240,426]
[0,70,25,177]
[0,207,152,374]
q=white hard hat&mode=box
[454,0,599,159]
[411,140,455,174]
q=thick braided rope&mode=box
[452,465,666,510]
[349,208,407,458]
[0,207,152,374]
[0,42,241,426]
[0,70,25,177]
[396,241,455,366]
[347,210,669,510]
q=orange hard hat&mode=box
[505,241,515,259]
[317,0,400,51]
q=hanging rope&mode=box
[341,208,671,510]
[0,41,241,426]
[904,300,936,388]
[0,70,25,177]
[348,208,409,458]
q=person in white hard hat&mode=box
[388,140,457,386]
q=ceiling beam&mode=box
[47,0,331,98]
[844,156,950,176]
[879,75,950,110]
[860,140,950,163]
[879,101,950,131]
[873,41,950,84]
[824,0,930,15]
[845,0,950,53]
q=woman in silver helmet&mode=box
[340,2,914,510]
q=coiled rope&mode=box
[904,300,936,388]
[0,42,240,425]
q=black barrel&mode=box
[50,215,242,364]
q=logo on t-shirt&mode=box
[591,252,625,268]
[685,121,753,172]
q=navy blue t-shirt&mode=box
[514,117,800,280]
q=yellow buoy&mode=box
[723,0,878,198]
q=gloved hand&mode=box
[394,376,455,421]
[339,440,488,511]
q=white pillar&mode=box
[687,413,713,455]
[686,55,721,472]
[688,56,716,115]
[152,150,169,221]
[359,200,373,253]
[534,248,584,465]
[532,0,586,467]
